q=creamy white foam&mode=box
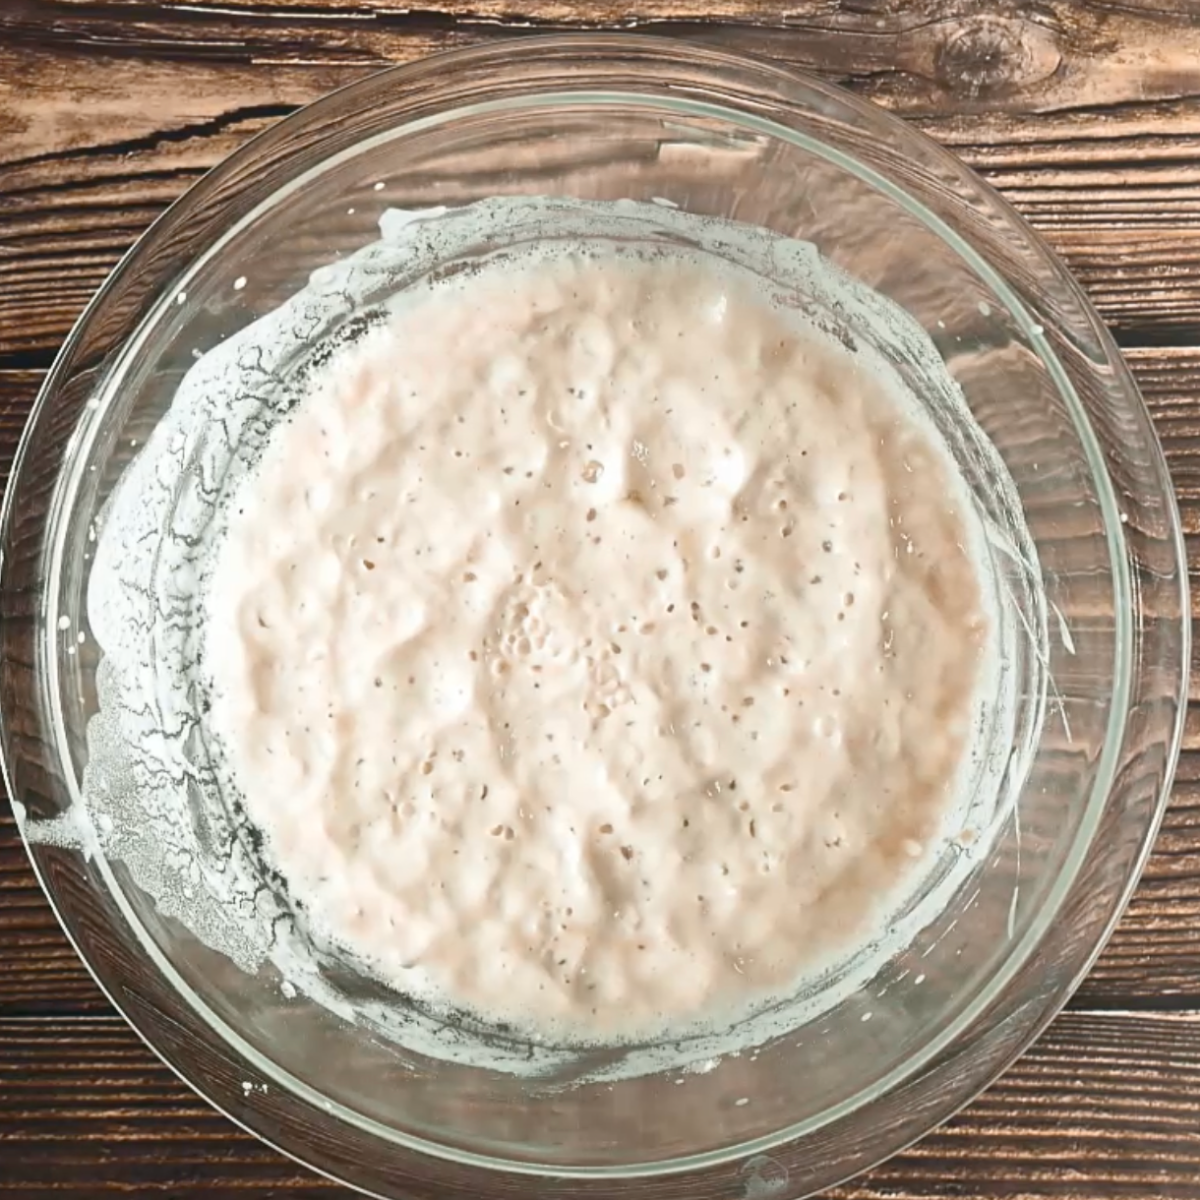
[35,197,1036,1080]
[205,251,990,1043]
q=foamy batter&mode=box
[205,250,989,1041]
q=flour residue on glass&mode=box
[29,197,1029,1080]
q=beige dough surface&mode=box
[206,251,988,1041]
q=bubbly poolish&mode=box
[206,251,989,1041]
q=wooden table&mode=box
[3,1,1200,1195]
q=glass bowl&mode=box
[1,33,1188,1200]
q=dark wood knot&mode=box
[934,14,1062,98]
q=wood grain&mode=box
[5,1,1200,359]
[2,345,1198,1013]
[4,1010,1200,1196]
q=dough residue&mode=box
[205,250,990,1043]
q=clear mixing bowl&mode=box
[1,33,1188,1200]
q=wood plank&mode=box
[7,0,1200,121]
[0,835,112,1015]
[0,371,123,1014]
[3,1010,1200,1195]
[841,1010,1200,1199]
[0,1020,335,1194]
[5,3,1200,355]
[1,345,1199,1013]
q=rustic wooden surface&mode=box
[3,0,1200,1195]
